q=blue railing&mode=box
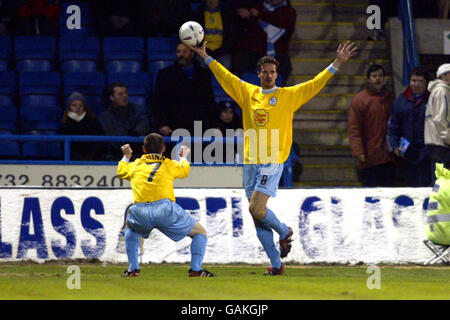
[0,134,294,186]
[398,0,420,86]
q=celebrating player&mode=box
[190,40,357,275]
[118,133,216,277]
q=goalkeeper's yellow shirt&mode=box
[117,154,190,203]
[207,58,335,164]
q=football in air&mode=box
[179,21,204,47]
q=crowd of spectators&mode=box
[0,0,300,163]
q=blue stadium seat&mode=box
[59,36,100,60]
[0,71,16,95]
[147,37,177,61]
[63,72,105,96]
[14,36,56,60]
[103,37,145,61]
[105,60,141,73]
[0,36,12,60]
[16,60,53,72]
[21,95,58,108]
[0,95,13,107]
[18,72,60,95]
[0,140,21,158]
[20,105,62,132]
[61,60,97,73]
[0,105,17,131]
[0,60,7,72]
[22,139,62,159]
[107,72,150,96]
[59,1,95,36]
[128,95,146,108]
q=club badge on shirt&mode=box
[269,97,277,106]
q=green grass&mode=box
[0,263,448,300]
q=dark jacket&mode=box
[99,102,149,137]
[99,102,150,160]
[58,114,104,161]
[191,2,239,58]
[387,86,430,165]
[348,85,395,169]
[153,61,217,134]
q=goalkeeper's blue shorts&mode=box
[126,199,196,241]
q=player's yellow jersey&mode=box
[208,59,335,164]
[117,154,190,203]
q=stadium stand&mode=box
[14,36,56,72]
[59,36,100,73]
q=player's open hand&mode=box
[336,41,358,64]
[121,144,132,159]
[188,40,208,60]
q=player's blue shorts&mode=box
[126,199,196,241]
[243,163,284,200]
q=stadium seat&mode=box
[63,72,105,96]
[59,36,100,61]
[0,105,17,131]
[16,60,53,72]
[128,95,146,108]
[59,1,95,36]
[103,37,145,61]
[423,240,450,265]
[107,72,151,96]
[21,95,58,108]
[19,105,62,132]
[105,60,141,73]
[22,140,63,159]
[18,72,60,95]
[0,140,21,158]
[14,36,56,60]
[0,71,16,95]
[0,36,12,60]
[61,60,97,73]
[147,37,178,61]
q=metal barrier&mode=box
[0,134,294,186]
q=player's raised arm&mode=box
[117,144,133,180]
[290,41,358,111]
[331,41,358,70]
[174,145,191,179]
[188,41,249,107]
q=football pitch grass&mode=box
[0,262,448,300]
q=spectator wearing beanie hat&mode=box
[425,63,450,183]
[58,91,105,161]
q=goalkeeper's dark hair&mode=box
[144,133,165,154]
[257,56,280,72]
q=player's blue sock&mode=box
[255,224,282,269]
[190,234,207,271]
[125,228,140,271]
[260,208,290,239]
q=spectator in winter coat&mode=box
[58,92,104,161]
[348,64,395,187]
[100,83,150,160]
[387,66,431,186]
[425,63,450,184]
